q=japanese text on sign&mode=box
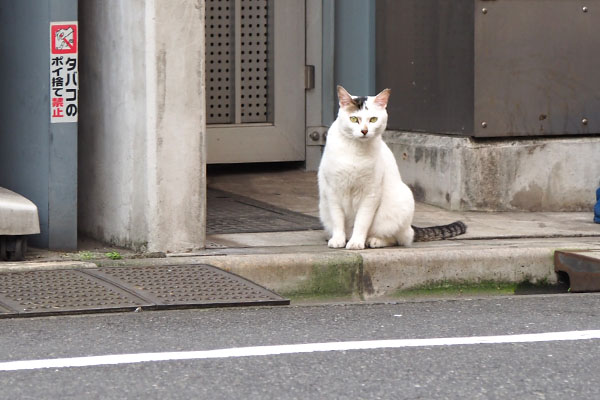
[50,22,78,123]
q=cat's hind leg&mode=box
[366,236,396,248]
[395,226,415,247]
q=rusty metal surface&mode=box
[554,251,600,292]
[474,0,600,137]
[376,0,600,137]
[207,189,322,234]
[0,264,289,318]
[376,0,474,134]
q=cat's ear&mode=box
[373,88,391,109]
[337,85,354,109]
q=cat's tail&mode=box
[412,221,467,242]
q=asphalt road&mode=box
[2,293,600,399]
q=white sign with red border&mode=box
[50,21,78,123]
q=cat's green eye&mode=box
[349,116,359,123]
[369,117,378,123]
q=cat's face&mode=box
[336,85,391,141]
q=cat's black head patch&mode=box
[351,96,368,110]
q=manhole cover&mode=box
[207,189,322,234]
[0,264,288,318]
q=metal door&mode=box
[205,0,305,164]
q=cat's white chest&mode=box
[328,156,379,194]
[320,135,382,193]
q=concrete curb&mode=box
[361,246,556,299]
[205,239,600,299]
[4,238,597,300]
[0,260,97,273]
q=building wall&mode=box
[0,0,78,249]
[79,0,206,252]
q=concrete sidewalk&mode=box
[2,166,600,300]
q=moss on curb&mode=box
[282,255,363,299]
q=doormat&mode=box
[0,264,289,318]
[207,189,322,235]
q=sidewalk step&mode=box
[0,264,289,318]
[554,251,600,292]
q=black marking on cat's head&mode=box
[351,96,368,111]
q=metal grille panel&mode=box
[88,264,279,305]
[206,0,235,123]
[0,264,288,318]
[240,0,269,123]
[0,269,145,314]
[206,0,271,124]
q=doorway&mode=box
[205,0,306,164]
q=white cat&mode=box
[318,85,466,250]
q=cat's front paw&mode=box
[345,239,365,250]
[328,236,347,248]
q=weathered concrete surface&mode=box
[208,252,363,299]
[208,168,320,217]
[360,241,559,299]
[385,131,600,212]
[78,1,206,252]
[0,260,96,273]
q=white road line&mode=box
[2,329,600,372]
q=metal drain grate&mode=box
[0,269,147,315]
[86,265,281,306]
[207,189,322,234]
[0,264,288,318]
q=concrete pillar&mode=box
[149,0,206,252]
[79,0,205,252]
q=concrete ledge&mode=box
[207,238,599,298]
[385,131,600,211]
[361,246,555,299]
[0,260,96,273]
[209,252,363,299]
[37,237,598,301]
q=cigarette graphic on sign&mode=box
[50,23,78,54]
[55,27,75,51]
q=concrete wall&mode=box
[0,0,78,249]
[79,0,205,252]
[386,132,600,212]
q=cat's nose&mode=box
[361,129,368,135]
